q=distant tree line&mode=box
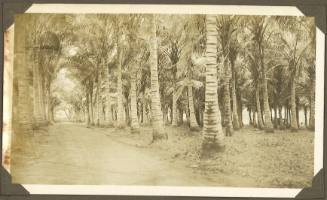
[13,14,315,150]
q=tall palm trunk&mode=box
[255,86,263,129]
[309,80,315,130]
[253,111,257,127]
[202,15,224,151]
[248,108,252,125]
[223,61,233,136]
[188,82,199,131]
[231,69,240,130]
[284,105,288,126]
[86,91,91,127]
[262,74,274,132]
[104,66,113,126]
[150,14,167,141]
[130,71,140,133]
[290,79,298,131]
[278,106,283,126]
[96,72,101,126]
[296,96,300,128]
[39,72,47,123]
[237,92,243,128]
[89,81,94,125]
[46,82,52,124]
[274,107,277,128]
[172,92,178,126]
[142,94,148,124]
[116,48,125,128]
[304,106,308,128]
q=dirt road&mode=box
[12,122,233,186]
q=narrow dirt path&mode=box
[13,122,235,186]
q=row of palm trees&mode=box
[13,14,316,151]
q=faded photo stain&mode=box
[3,25,14,172]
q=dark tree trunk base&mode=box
[152,129,168,142]
[190,126,201,132]
[201,140,225,158]
[225,128,233,136]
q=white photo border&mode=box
[2,4,325,198]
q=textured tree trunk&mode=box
[142,96,148,124]
[86,90,91,127]
[218,89,225,127]
[90,83,94,125]
[188,83,199,131]
[96,73,101,126]
[262,76,274,132]
[104,66,113,126]
[296,96,300,128]
[278,106,283,126]
[172,92,178,126]
[223,61,233,136]
[116,48,126,128]
[285,105,288,126]
[253,111,257,127]
[185,107,190,126]
[290,79,298,131]
[274,107,277,128]
[150,15,167,141]
[202,15,224,151]
[235,71,243,127]
[309,80,315,130]
[255,86,263,129]
[125,104,130,125]
[46,84,52,124]
[231,71,240,130]
[178,107,183,125]
[304,106,308,128]
[248,108,252,125]
[237,97,243,128]
[130,72,140,133]
[198,106,204,127]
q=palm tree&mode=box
[248,16,274,132]
[216,16,237,136]
[130,63,140,133]
[247,53,264,129]
[116,45,126,128]
[173,62,203,131]
[104,64,113,126]
[277,17,313,131]
[202,15,224,150]
[308,64,315,130]
[229,40,240,130]
[157,15,190,126]
[149,14,167,141]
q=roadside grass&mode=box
[105,124,314,188]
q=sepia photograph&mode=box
[2,5,322,193]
